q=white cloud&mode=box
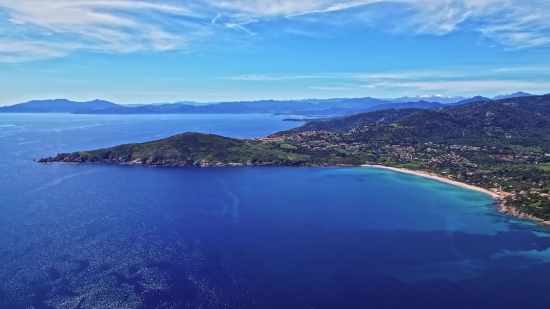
[0,0,549,63]
[225,20,258,35]
[360,80,550,95]
[226,66,550,83]
[224,73,340,81]
[206,0,339,17]
[286,1,381,17]
[208,0,550,48]
[0,0,205,62]
[309,86,354,91]
[0,40,80,62]
[229,67,550,96]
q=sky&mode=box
[1,0,550,105]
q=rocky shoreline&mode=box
[37,156,356,168]
[499,204,550,225]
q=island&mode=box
[40,94,550,223]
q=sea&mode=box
[1,113,550,309]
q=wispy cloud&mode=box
[206,0,338,17]
[286,1,380,17]
[209,0,550,48]
[226,67,550,83]
[359,80,550,95]
[225,20,258,35]
[309,86,354,91]
[230,66,550,96]
[0,40,81,62]
[1,0,549,63]
[0,0,207,62]
[223,73,342,81]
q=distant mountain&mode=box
[4,94,527,116]
[74,98,392,116]
[58,97,451,117]
[288,94,550,135]
[328,97,388,108]
[363,100,444,111]
[174,101,209,106]
[274,100,445,117]
[493,92,534,100]
[0,99,120,113]
[387,95,467,104]
[452,96,492,105]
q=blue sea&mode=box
[2,114,550,309]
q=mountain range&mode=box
[386,94,467,104]
[492,91,534,100]
[0,99,119,113]
[0,92,536,116]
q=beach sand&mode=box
[361,165,502,200]
[362,165,550,225]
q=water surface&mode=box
[1,114,550,309]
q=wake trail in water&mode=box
[221,180,240,225]
[27,170,97,194]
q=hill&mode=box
[1,96,493,117]
[73,98,390,116]
[75,98,446,117]
[387,95,466,104]
[0,99,120,113]
[493,91,533,100]
[452,96,492,105]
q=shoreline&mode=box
[39,159,550,225]
[362,165,550,226]
[361,165,501,199]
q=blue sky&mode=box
[1,0,550,105]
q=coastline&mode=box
[362,165,501,199]
[39,158,550,226]
[362,165,550,226]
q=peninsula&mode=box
[40,94,550,223]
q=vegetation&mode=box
[40,94,550,222]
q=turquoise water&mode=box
[1,114,550,308]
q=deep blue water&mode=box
[2,114,550,309]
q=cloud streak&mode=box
[0,0,549,62]
[213,0,550,48]
[227,67,550,96]
[0,0,205,61]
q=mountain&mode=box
[493,91,534,100]
[289,108,425,132]
[291,94,550,134]
[387,95,467,104]
[325,97,388,108]
[75,100,322,115]
[0,99,120,113]
[363,100,444,111]
[3,94,532,116]
[452,96,492,105]
[76,98,444,117]
[74,98,392,116]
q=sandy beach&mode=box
[362,165,550,225]
[361,165,502,200]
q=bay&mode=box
[1,114,550,309]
